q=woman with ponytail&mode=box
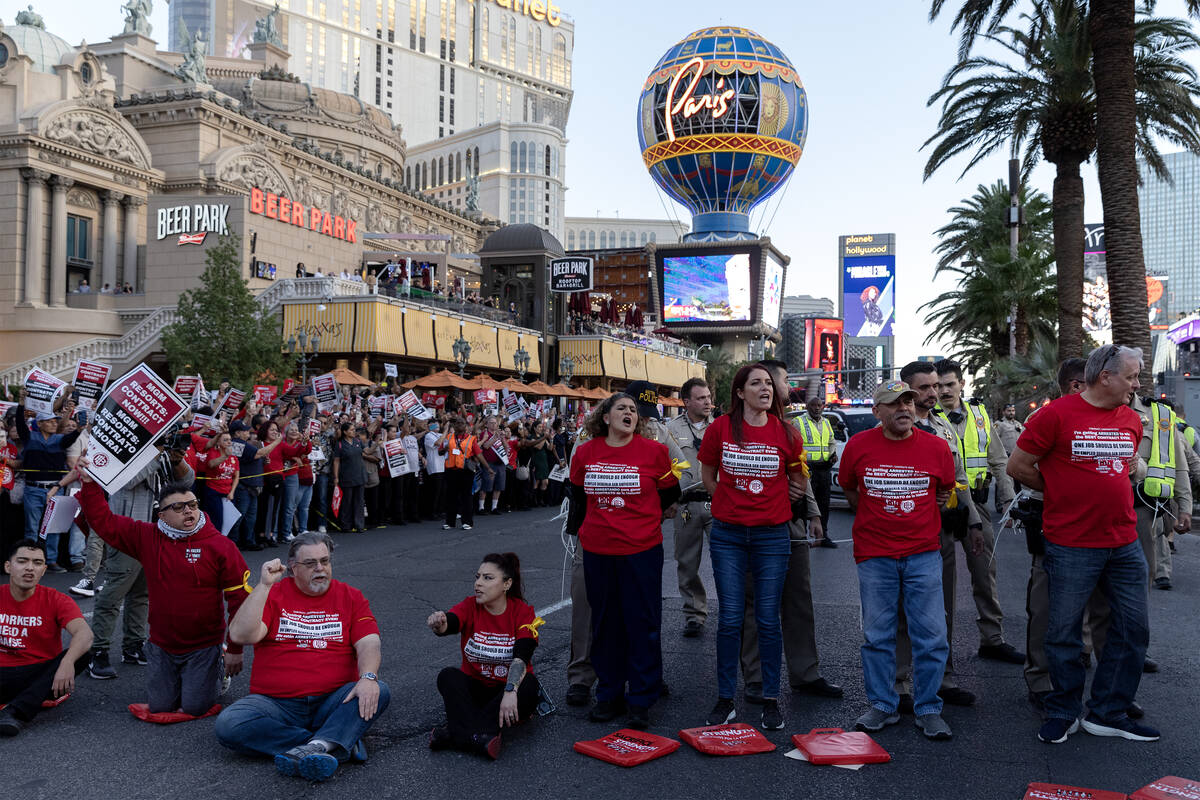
[426,552,542,760]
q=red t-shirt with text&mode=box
[205,454,240,495]
[697,414,806,527]
[838,427,956,563]
[0,585,83,666]
[448,596,538,685]
[569,434,676,555]
[1016,393,1141,548]
[250,578,380,698]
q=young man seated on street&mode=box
[0,539,93,735]
[75,467,251,717]
[215,532,389,782]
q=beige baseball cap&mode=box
[873,380,918,405]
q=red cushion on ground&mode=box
[1024,783,1128,800]
[128,702,222,724]
[679,723,776,755]
[791,728,891,765]
[0,694,69,712]
[1130,777,1200,800]
[573,729,680,767]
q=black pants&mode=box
[444,468,474,527]
[387,475,406,523]
[338,484,365,531]
[809,465,833,532]
[423,473,445,519]
[436,667,540,747]
[402,474,420,521]
[0,651,87,722]
[365,483,381,526]
[582,544,664,709]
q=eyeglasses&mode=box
[162,500,199,513]
[294,557,332,569]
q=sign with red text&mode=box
[311,373,339,413]
[473,389,497,406]
[85,364,188,495]
[249,187,358,244]
[306,417,323,437]
[23,368,67,414]
[383,438,411,476]
[369,395,386,418]
[253,385,278,406]
[396,390,434,421]
[72,360,112,411]
[219,388,246,413]
[172,376,202,403]
[422,392,446,409]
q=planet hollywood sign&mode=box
[249,187,359,244]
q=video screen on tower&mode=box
[842,255,896,337]
[656,244,776,328]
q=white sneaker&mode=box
[283,533,296,543]
[317,525,327,534]
[69,578,95,597]
[462,524,473,531]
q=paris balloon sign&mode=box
[549,257,594,292]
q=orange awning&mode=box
[401,369,475,390]
[330,366,374,387]
[498,378,537,394]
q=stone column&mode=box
[49,175,74,306]
[21,168,50,306]
[100,190,124,291]
[123,196,143,293]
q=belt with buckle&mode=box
[33,480,60,488]
[679,490,711,504]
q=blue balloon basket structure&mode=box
[638,27,808,242]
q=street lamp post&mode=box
[451,335,471,377]
[514,345,531,381]
[287,331,322,383]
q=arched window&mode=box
[551,147,558,179]
[406,166,412,187]
[507,17,516,68]
[599,231,607,248]
[640,232,648,245]
[608,231,616,247]
[649,232,657,242]
[510,141,518,173]
[552,33,567,85]
[456,153,462,182]
[567,230,575,249]
[499,15,509,67]
[545,145,552,176]
[438,157,445,185]
[588,230,596,248]
[518,141,527,173]
[527,24,535,74]
[620,232,628,248]
[474,147,480,175]
[465,148,472,176]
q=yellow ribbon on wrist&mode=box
[661,458,690,481]
[945,482,969,509]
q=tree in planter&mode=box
[161,235,293,388]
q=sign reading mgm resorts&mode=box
[550,257,594,292]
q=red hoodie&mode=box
[78,481,251,655]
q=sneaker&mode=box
[1038,717,1080,744]
[88,651,117,680]
[682,619,704,638]
[68,561,85,572]
[744,681,764,704]
[1080,713,1160,741]
[69,578,95,597]
[472,733,501,760]
[854,707,900,732]
[283,532,296,543]
[1127,702,1145,720]
[1154,577,1172,590]
[45,564,67,574]
[978,642,1026,664]
[627,704,650,730]
[819,537,839,548]
[442,524,453,530]
[275,742,338,781]
[0,709,24,737]
[1143,656,1159,673]
[761,699,784,731]
[122,644,148,665]
[317,525,327,534]
[706,698,736,726]
[915,713,953,740]
[462,524,473,530]
[588,699,626,722]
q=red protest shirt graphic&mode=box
[569,435,676,555]
[448,596,539,685]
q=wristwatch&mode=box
[504,682,516,693]
[360,672,378,682]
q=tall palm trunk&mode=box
[1051,159,1086,360]
[1015,302,1030,357]
[1090,0,1152,379]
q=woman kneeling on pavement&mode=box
[566,393,681,729]
[427,552,542,759]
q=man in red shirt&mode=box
[0,539,93,735]
[838,381,956,741]
[1008,345,1158,744]
[216,532,388,782]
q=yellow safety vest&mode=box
[938,402,991,488]
[1144,402,1177,499]
[1181,422,1196,449]
[795,414,834,463]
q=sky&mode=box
[19,0,1200,361]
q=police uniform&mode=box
[794,411,836,533]
[664,412,712,629]
[1129,396,1192,588]
[994,417,1025,457]
[935,399,1014,651]
[565,426,596,696]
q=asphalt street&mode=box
[7,505,1199,799]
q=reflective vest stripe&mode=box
[1145,402,1176,499]
[939,403,992,488]
[796,415,833,461]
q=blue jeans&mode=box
[709,519,790,700]
[279,475,300,537]
[312,474,330,529]
[215,679,391,758]
[23,485,47,539]
[293,484,313,534]
[232,486,259,546]
[1043,540,1148,722]
[202,486,226,534]
[857,550,948,716]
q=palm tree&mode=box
[924,0,1200,362]
[931,180,1053,272]
[930,0,1200,380]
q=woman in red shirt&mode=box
[202,432,240,535]
[257,420,285,546]
[697,364,807,731]
[426,552,541,760]
[277,423,313,543]
[565,393,680,730]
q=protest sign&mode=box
[548,464,569,483]
[218,388,246,413]
[282,379,297,398]
[490,436,509,464]
[384,363,398,378]
[190,413,216,431]
[23,368,67,414]
[85,364,188,495]
[397,390,434,420]
[502,389,522,421]
[421,392,446,409]
[230,440,246,458]
[0,401,16,420]
[383,438,411,475]
[369,395,386,418]
[473,389,496,406]
[38,494,80,538]
[220,499,241,537]
[253,385,278,406]
[306,418,322,437]
[72,360,112,411]
[311,373,339,413]
[172,375,201,400]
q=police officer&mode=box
[934,359,1023,665]
[664,378,713,638]
[894,361,984,708]
[1154,404,1200,589]
[1126,394,1192,595]
[793,394,838,548]
[994,403,1025,457]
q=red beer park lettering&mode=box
[249,187,357,243]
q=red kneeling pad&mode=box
[791,728,890,765]
[679,723,776,756]
[1024,784,1128,800]
[574,729,680,767]
[0,694,69,712]
[1130,777,1200,800]
[128,702,222,724]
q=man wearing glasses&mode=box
[76,471,251,718]
[216,532,388,782]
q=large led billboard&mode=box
[662,252,753,323]
[762,255,785,329]
[843,255,895,337]
[804,318,844,372]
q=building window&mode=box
[449,67,455,93]
[449,99,455,125]
[545,145,551,176]
[641,232,648,245]
[474,147,480,175]
[519,141,527,173]
[588,231,596,248]
[67,214,92,263]
[567,230,575,249]
[510,141,518,173]
[439,96,445,122]
[439,64,445,90]
[649,232,657,242]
